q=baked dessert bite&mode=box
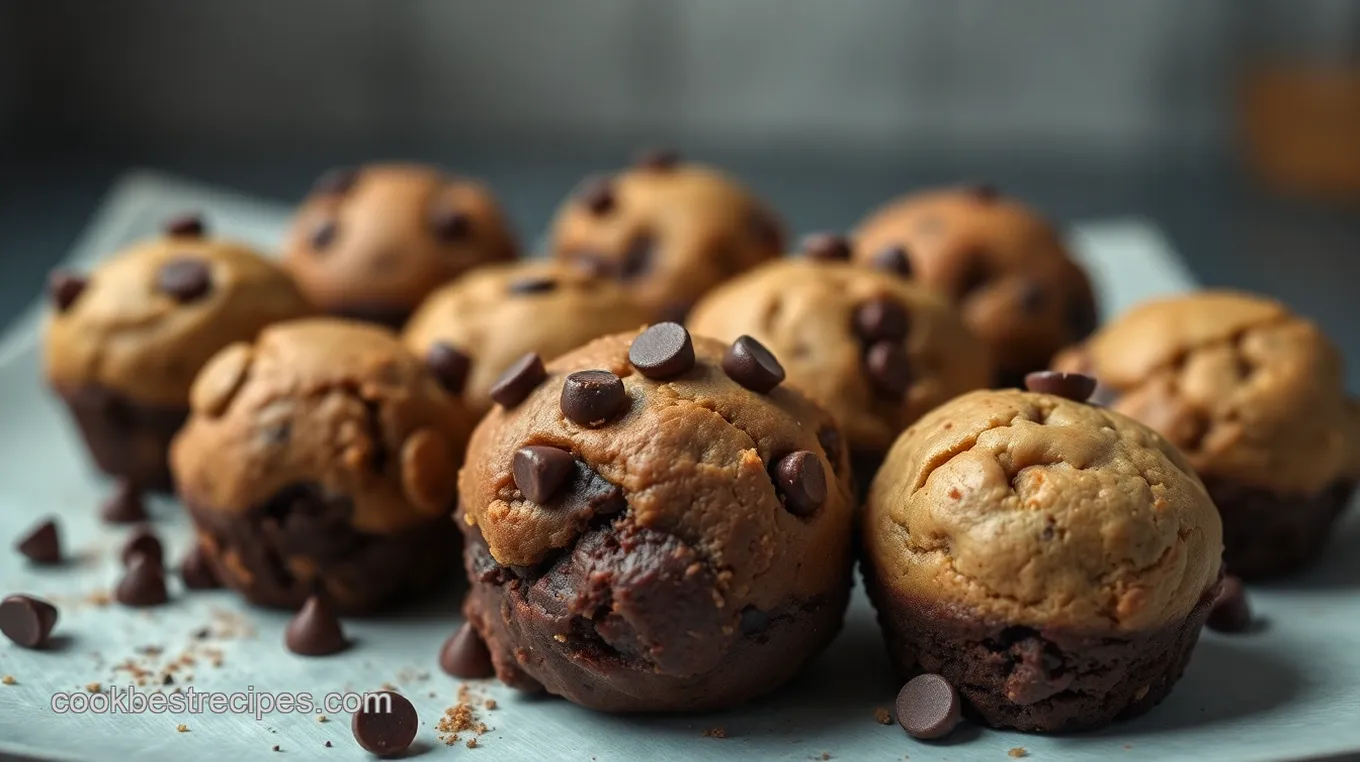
[1053,290,1360,579]
[43,215,311,494]
[169,318,477,613]
[862,373,1223,732]
[283,164,517,328]
[402,260,649,417]
[852,185,1097,387]
[457,323,854,711]
[688,249,992,488]
[547,149,785,322]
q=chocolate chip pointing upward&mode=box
[865,341,912,398]
[513,445,576,504]
[0,594,58,649]
[156,257,213,303]
[313,167,358,195]
[120,526,164,568]
[489,353,546,408]
[508,275,558,295]
[800,232,851,261]
[285,596,348,656]
[971,183,1000,202]
[896,673,962,739]
[1024,371,1097,401]
[115,554,168,608]
[100,480,147,524]
[179,545,221,590]
[49,270,87,312]
[629,322,695,379]
[579,177,616,215]
[1207,575,1253,634]
[164,213,206,238]
[853,298,910,343]
[430,208,472,242]
[16,518,61,565]
[774,451,827,516]
[351,690,418,757]
[722,336,785,393]
[426,342,472,396]
[635,147,680,171]
[439,622,495,679]
[310,219,338,251]
[871,245,913,276]
[561,370,627,427]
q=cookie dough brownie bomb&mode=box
[283,163,518,327]
[863,374,1223,732]
[548,149,785,322]
[1053,291,1360,579]
[458,323,855,711]
[43,215,311,495]
[852,185,1097,387]
[170,319,478,613]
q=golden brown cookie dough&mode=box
[402,260,649,417]
[458,326,855,711]
[852,186,1097,387]
[283,164,518,327]
[547,151,784,321]
[43,216,312,491]
[1053,290,1360,578]
[862,384,1223,732]
[170,318,478,613]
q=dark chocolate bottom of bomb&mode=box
[1207,477,1355,580]
[58,385,188,492]
[185,483,456,615]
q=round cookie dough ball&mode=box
[547,150,785,322]
[283,164,518,327]
[862,382,1223,733]
[43,215,312,492]
[852,186,1097,387]
[688,255,992,483]
[458,324,855,712]
[170,318,478,613]
[402,261,649,417]
[1053,290,1360,579]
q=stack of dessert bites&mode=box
[21,150,1359,751]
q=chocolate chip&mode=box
[560,370,627,427]
[817,427,844,471]
[629,323,695,379]
[439,622,495,678]
[426,342,472,396]
[488,353,546,408]
[956,256,990,300]
[156,257,212,302]
[871,245,912,276]
[896,673,962,739]
[48,270,87,312]
[351,690,418,756]
[853,299,910,343]
[163,213,206,238]
[310,219,338,251]
[1024,371,1097,401]
[115,554,168,607]
[1018,280,1046,314]
[634,147,679,171]
[508,275,558,295]
[0,595,58,649]
[747,211,784,249]
[120,526,164,568]
[579,177,616,215]
[15,518,61,565]
[430,209,472,242]
[865,341,912,398]
[313,168,358,195]
[722,336,785,393]
[773,451,827,516]
[100,481,147,524]
[179,545,221,590]
[1207,575,1253,634]
[513,445,576,504]
[620,233,655,281]
[970,183,1000,202]
[285,595,348,656]
[800,232,851,261]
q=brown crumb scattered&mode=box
[324,741,332,748]
[85,682,101,693]
[702,727,727,739]
[272,745,280,752]
[138,645,164,656]
[428,691,437,698]
[1009,749,1028,759]
[1,676,14,685]
[381,682,398,692]
[316,714,327,723]
[1123,745,1133,750]
[192,628,211,640]
[485,699,497,710]
[467,738,478,749]
[822,754,832,761]
[176,724,188,733]
[873,707,892,725]
[552,634,567,642]
[88,591,111,607]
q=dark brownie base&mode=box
[460,516,851,713]
[57,385,188,492]
[864,566,1218,732]
[1207,477,1355,580]
[185,483,457,615]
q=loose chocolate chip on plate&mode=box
[439,622,495,679]
[313,167,358,195]
[579,177,616,215]
[120,526,164,568]
[426,342,472,396]
[629,322,695,379]
[561,370,627,427]
[853,299,910,343]
[156,257,213,303]
[1024,371,1097,402]
[0,594,58,649]
[508,275,558,295]
[430,209,472,242]
[865,341,912,398]
[1207,575,1253,634]
[488,353,546,408]
[634,147,679,171]
[722,336,785,393]
[16,518,61,565]
[351,690,418,757]
[115,554,169,608]
[513,445,576,504]
[163,213,206,238]
[871,245,913,276]
[285,596,348,656]
[100,480,147,524]
[179,545,221,590]
[896,673,962,739]
[310,219,338,251]
[48,270,87,312]
[800,232,851,262]
[773,450,827,516]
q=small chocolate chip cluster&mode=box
[305,168,474,255]
[801,231,913,278]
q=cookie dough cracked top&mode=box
[459,327,854,612]
[548,153,785,321]
[865,388,1222,632]
[44,222,312,406]
[402,261,649,416]
[689,258,992,457]
[283,164,518,323]
[170,318,478,534]
[852,186,1097,384]
[1053,290,1360,494]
